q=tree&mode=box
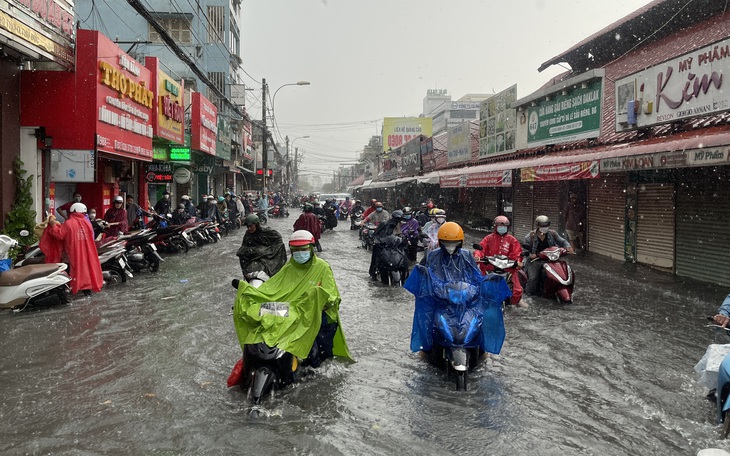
[2,156,38,250]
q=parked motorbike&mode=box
[373,234,409,286]
[119,230,164,273]
[0,234,72,311]
[519,246,574,303]
[97,238,133,285]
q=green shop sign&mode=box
[170,147,191,161]
[527,78,602,147]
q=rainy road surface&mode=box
[1,215,730,455]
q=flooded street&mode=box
[1,216,729,455]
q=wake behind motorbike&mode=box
[519,246,574,303]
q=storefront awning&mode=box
[237,165,254,174]
[348,174,366,187]
[436,127,730,182]
[416,171,441,184]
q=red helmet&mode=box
[427,202,434,209]
[494,215,510,226]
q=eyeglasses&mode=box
[289,246,311,252]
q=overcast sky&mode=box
[241,0,653,178]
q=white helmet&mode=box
[70,203,87,213]
[181,195,190,201]
[289,230,315,247]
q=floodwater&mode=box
[1,215,729,455]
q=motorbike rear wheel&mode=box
[170,237,189,253]
[107,267,125,285]
[148,257,160,273]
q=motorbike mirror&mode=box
[19,229,30,237]
[472,243,483,250]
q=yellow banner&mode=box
[382,117,432,153]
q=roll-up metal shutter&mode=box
[532,181,560,233]
[588,174,626,260]
[513,181,533,241]
[635,182,675,269]
[676,167,730,286]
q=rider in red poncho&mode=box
[474,215,525,306]
[293,203,322,252]
[47,203,103,296]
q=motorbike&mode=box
[324,206,338,230]
[519,246,574,303]
[373,234,409,286]
[360,222,377,250]
[473,243,520,307]
[427,280,486,391]
[97,238,133,285]
[228,279,338,406]
[254,209,268,224]
[0,234,72,311]
[350,209,363,230]
[119,230,164,273]
[338,206,349,221]
[697,321,730,438]
[268,204,289,218]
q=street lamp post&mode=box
[262,80,310,197]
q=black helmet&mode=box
[177,203,185,210]
[304,203,313,213]
[244,214,260,226]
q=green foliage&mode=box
[2,156,38,257]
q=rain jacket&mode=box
[405,248,511,355]
[103,206,128,236]
[236,226,288,277]
[474,230,523,275]
[401,218,421,241]
[293,212,321,241]
[233,255,352,361]
[47,213,103,294]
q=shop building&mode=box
[21,29,153,219]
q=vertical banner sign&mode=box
[191,92,218,155]
[398,137,422,177]
[448,122,471,164]
[480,85,517,157]
[92,31,154,160]
[145,57,184,145]
[527,78,602,147]
[382,117,432,153]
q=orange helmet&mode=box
[437,222,464,242]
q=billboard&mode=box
[527,78,602,147]
[448,122,471,164]
[479,85,517,157]
[382,117,432,153]
[615,37,730,131]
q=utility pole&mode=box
[261,78,268,196]
[294,147,299,191]
[285,135,290,197]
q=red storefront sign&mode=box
[440,169,512,188]
[191,92,217,155]
[520,160,599,182]
[20,29,154,161]
[145,57,184,145]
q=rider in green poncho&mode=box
[233,230,352,363]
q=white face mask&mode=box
[539,226,549,234]
[436,217,445,224]
[442,241,460,255]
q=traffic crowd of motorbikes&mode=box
[0,190,288,312]
[225,193,578,410]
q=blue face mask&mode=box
[497,226,508,235]
[292,251,311,264]
[376,207,383,212]
[404,215,412,220]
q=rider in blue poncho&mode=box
[405,222,512,356]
